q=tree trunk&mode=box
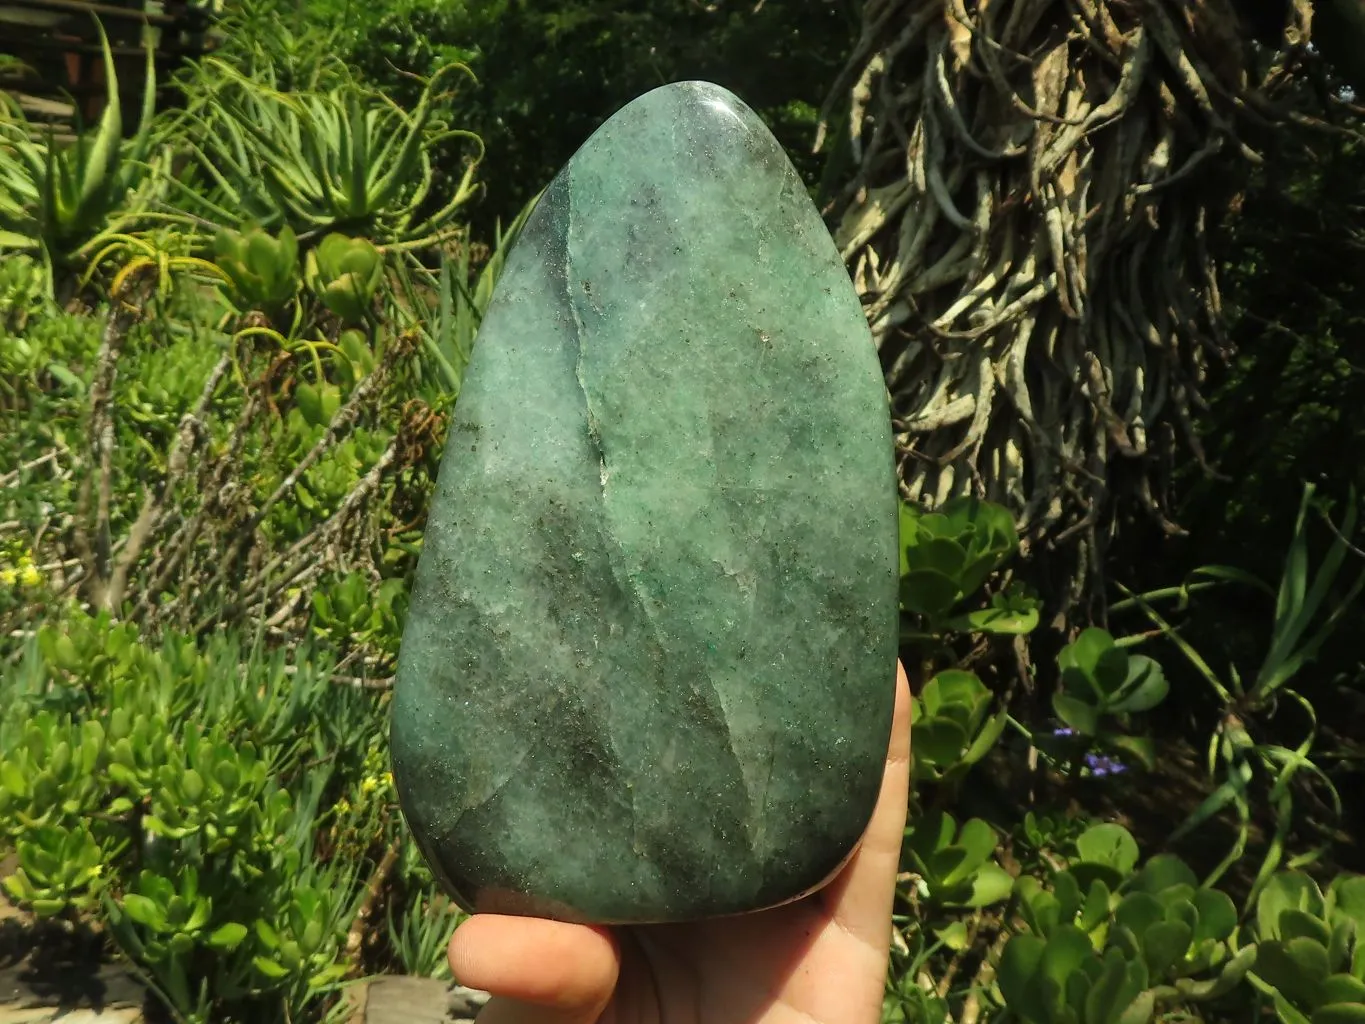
[819,0,1329,624]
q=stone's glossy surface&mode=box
[390,80,899,924]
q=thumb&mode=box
[449,915,620,1024]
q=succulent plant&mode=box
[1110,855,1252,1003]
[293,379,342,428]
[1242,870,1365,1024]
[305,232,384,325]
[2,822,109,917]
[899,497,1025,625]
[999,923,1156,1024]
[902,810,1014,910]
[1000,827,1254,1024]
[0,712,106,832]
[213,223,300,317]
[1052,629,1168,739]
[909,669,1007,783]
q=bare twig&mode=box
[346,837,400,959]
[106,350,233,611]
[0,447,68,490]
[74,293,143,610]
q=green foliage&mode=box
[323,0,855,233]
[898,496,1039,645]
[1001,826,1254,1024]
[0,25,481,1007]
[306,234,384,326]
[311,571,408,662]
[0,610,387,1022]
[1244,871,1365,1024]
[880,485,1365,1024]
[1045,629,1167,771]
[902,811,1013,911]
[909,670,1006,784]
[0,259,101,395]
[884,930,952,1024]
[1117,484,1361,895]
[3,822,111,918]
[172,49,480,245]
[1053,630,1168,738]
[1177,114,1365,610]
[387,889,463,979]
[0,19,161,278]
[214,224,301,318]
[998,927,1154,1024]
[391,190,538,398]
[0,252,45,331]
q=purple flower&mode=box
[1084,752,1129,777]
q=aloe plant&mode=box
[1119,485,1361,897]
[392,189,540,399]
[172,58,481,246]
[0,18,161,285]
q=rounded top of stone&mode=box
[613,79,757,129]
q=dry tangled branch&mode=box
[64,301,426,643]
[820,0,1318,620]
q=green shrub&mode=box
[325,0,856,233]
[0,609,390,1023]
[170,49,480,246]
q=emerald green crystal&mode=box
[391,81,898,924]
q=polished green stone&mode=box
[390,80,898,924]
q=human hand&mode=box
[448,660,912,1024]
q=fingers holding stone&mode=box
[818,659,912,946]
[450,915,620,1024]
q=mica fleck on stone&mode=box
[390,81,899,924]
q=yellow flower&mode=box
[18,565,41,588]
[360,775,379,796]
[334,797,352,816]
[0,568,16,588]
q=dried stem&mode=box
[75,293,143,611]
[819,0,1302,619]
[346,837,400,960]
[105,350,233,611]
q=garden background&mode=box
[3,0,1365,1022]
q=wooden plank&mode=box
[351,978,490,1024]
[0,961,147,1023]
[0,0,176,27]
[12,91,75,117]
[0,35,208,58]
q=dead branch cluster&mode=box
[819,0,1316,615]
[18,300,439,655]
